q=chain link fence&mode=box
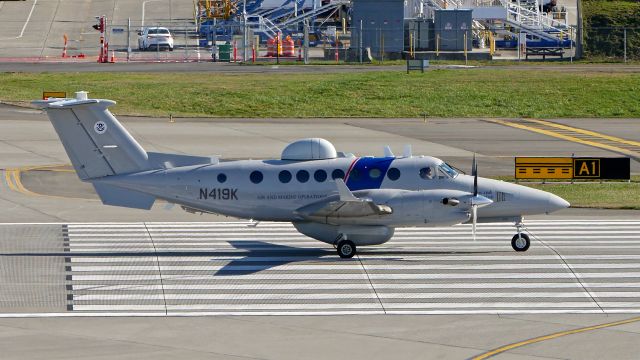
[0,18,580,63]
[585,27,639,62]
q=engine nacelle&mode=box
[292,222,394,246]
[395,190,473,227]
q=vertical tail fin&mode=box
[33,91,149,180]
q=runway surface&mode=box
[4,219,640,317]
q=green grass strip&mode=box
[526,182,640,210]
[1,70,639,118]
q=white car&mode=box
[138,27,174,51]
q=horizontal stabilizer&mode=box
[93,183,155,210]
[147,152,216,169]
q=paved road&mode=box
[0,0,193,58]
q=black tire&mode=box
[169,47,174,52]
[511,233,530,252]
[337,240,356,259]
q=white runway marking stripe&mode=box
[68,263,640,271]
[67,272,640,281]
[71,302,640,312]
[67,254,640,262]
[67,282,640,292]
[63,220,640,316]
[70,292,640,301]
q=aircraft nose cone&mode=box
[547,193,570,212]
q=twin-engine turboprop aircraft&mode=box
[34,92,570,258]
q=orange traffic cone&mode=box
[110,50,116,63]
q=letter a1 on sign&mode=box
[573,158,600,178]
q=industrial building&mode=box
[196,0,575,61]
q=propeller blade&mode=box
[472,204,478,241]
[472,153,478,197]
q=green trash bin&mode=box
[218,44,231,62]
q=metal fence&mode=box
[0,18,588,63]
[584,27,640,62]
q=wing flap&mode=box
[306,200,392,218]
[296,179,393,220]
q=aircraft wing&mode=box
[295,179,393,220]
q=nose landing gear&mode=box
[511,222,530,252]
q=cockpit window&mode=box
[438,163,459,178]
[419,167,433,180]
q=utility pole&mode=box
[575,0,583,59]
[127,17,131,62]
[303,19,309,64]
[243,0,248,62]
[359,19,363,64]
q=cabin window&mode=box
[387,167,401,181]
[296,170,310,183]
[349,169,361,180]
[278,170,292,183]
[332,169,345,180]
[419,167,433,180]
[314,169,327,182]
[217,173,227,183]
[250,171,263,184]
[369,168,382,179]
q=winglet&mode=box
[335,178,358,201]
[403,144,412,158]
[383,146,394,158]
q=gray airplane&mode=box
[35,92,570,258]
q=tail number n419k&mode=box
[199,188,238,200]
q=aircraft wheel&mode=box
[337,240,356,259]
[511,233,530,252]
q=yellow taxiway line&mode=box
[472,316,640,359]
[4,167,41,196]
[487,119,640,159]
[4,169,18,192]
[3,164,96,201]
[526,119,640,148]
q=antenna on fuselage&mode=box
[383,146,394,158]
[402,144,412,158]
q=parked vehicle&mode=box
[138,27,174,51]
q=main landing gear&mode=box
[511,221,530,252]
[334,234,356,259]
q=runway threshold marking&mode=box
[471,315,640,360]
[486,119,640,160]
